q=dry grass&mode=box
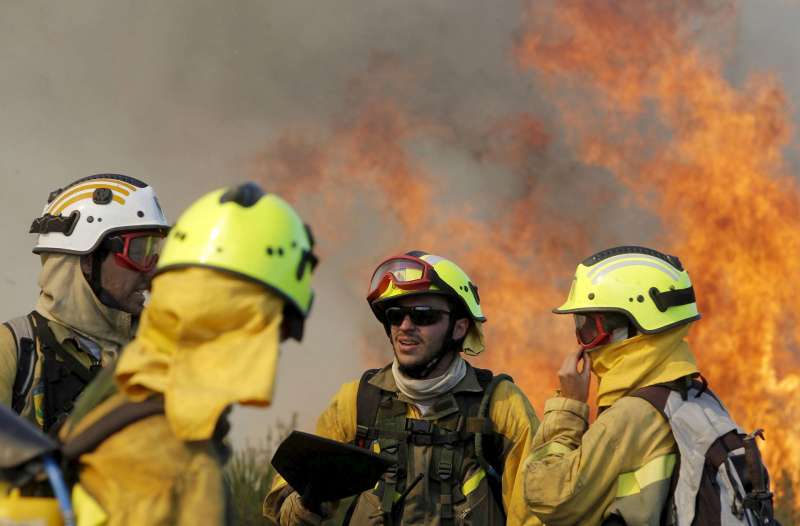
[224,414,298,526]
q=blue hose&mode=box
[42,455,76,526]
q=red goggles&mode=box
[367,255,437,303]
[574,313,612,351]
[574,312,632,351]
[108,231,165,273]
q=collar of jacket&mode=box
[590,324,699,408]
[368,362,484,395]
[34,253,132,355]
[47,320,103,361]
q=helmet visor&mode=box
[367,256,433,302]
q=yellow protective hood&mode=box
[463,321,485,356]
[115,267,283,441]
[590,324,698,408]
[35,253,133,353]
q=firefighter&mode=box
[524,245,778,526]
[0,174,168,433]
[264,251,542,525]
[57,182,318,525]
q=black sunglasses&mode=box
[384,306,451,327]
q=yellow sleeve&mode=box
[488,380,543,526]
[524,396,675,526]
[314,380,359,442]
[0,325,17,407]
[263,380,359,523]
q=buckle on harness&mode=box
[406,419,432,434]
[356,424,370,440]
[438,459,453,480]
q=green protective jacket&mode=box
[265,364,543,526]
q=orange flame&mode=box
[516,0,800,510]
[253,2,799,513]
[254,57,584,404]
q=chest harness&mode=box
[353,366,511,525]
[5,311,102,434]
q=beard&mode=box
[396,345,453,379]
[397,355,438,379]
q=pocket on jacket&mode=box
[346,490,385,526]
[455,472,504,526]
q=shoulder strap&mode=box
[30,311,96,384]
[629,384,672,419]
[471,368,513,516]
[62,396,165,460]
[354,368,382,447]
[4,313,37,414]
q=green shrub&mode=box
[225,414,297,525]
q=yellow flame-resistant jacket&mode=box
[264,364,543,526]
[0,254,132,429]
[60,388,229,526]
[59,268,286,526]
[523,329,699,526]
[524,396,675,526]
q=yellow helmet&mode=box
[367,251,485,355]
[554,246,700,333]
[157,183,318,340]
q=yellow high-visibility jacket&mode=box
[265,364,543,526]
[60,389,228,526]
[524,396,677,526]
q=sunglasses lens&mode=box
[410,310,444,326]
[385,308,406,326]
[385,307,448,327]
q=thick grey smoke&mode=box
[0,0,797,444]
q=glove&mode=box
[279,492,324,526]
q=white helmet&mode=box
[30,174,169,254]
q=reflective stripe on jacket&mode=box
[524,396,676,526]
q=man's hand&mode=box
[558,349,591,403]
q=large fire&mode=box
[256,0,799,515]
[515,0,800,509]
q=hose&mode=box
[42,455,75,526]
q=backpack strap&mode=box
[354,368,381,448]
[628,383,680,526]
[629,384,671,417]
[470,368,513,516]
[471,369,513,477]
[29,311,102,433]
[4,313,37,414]
[62,396,165,460]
